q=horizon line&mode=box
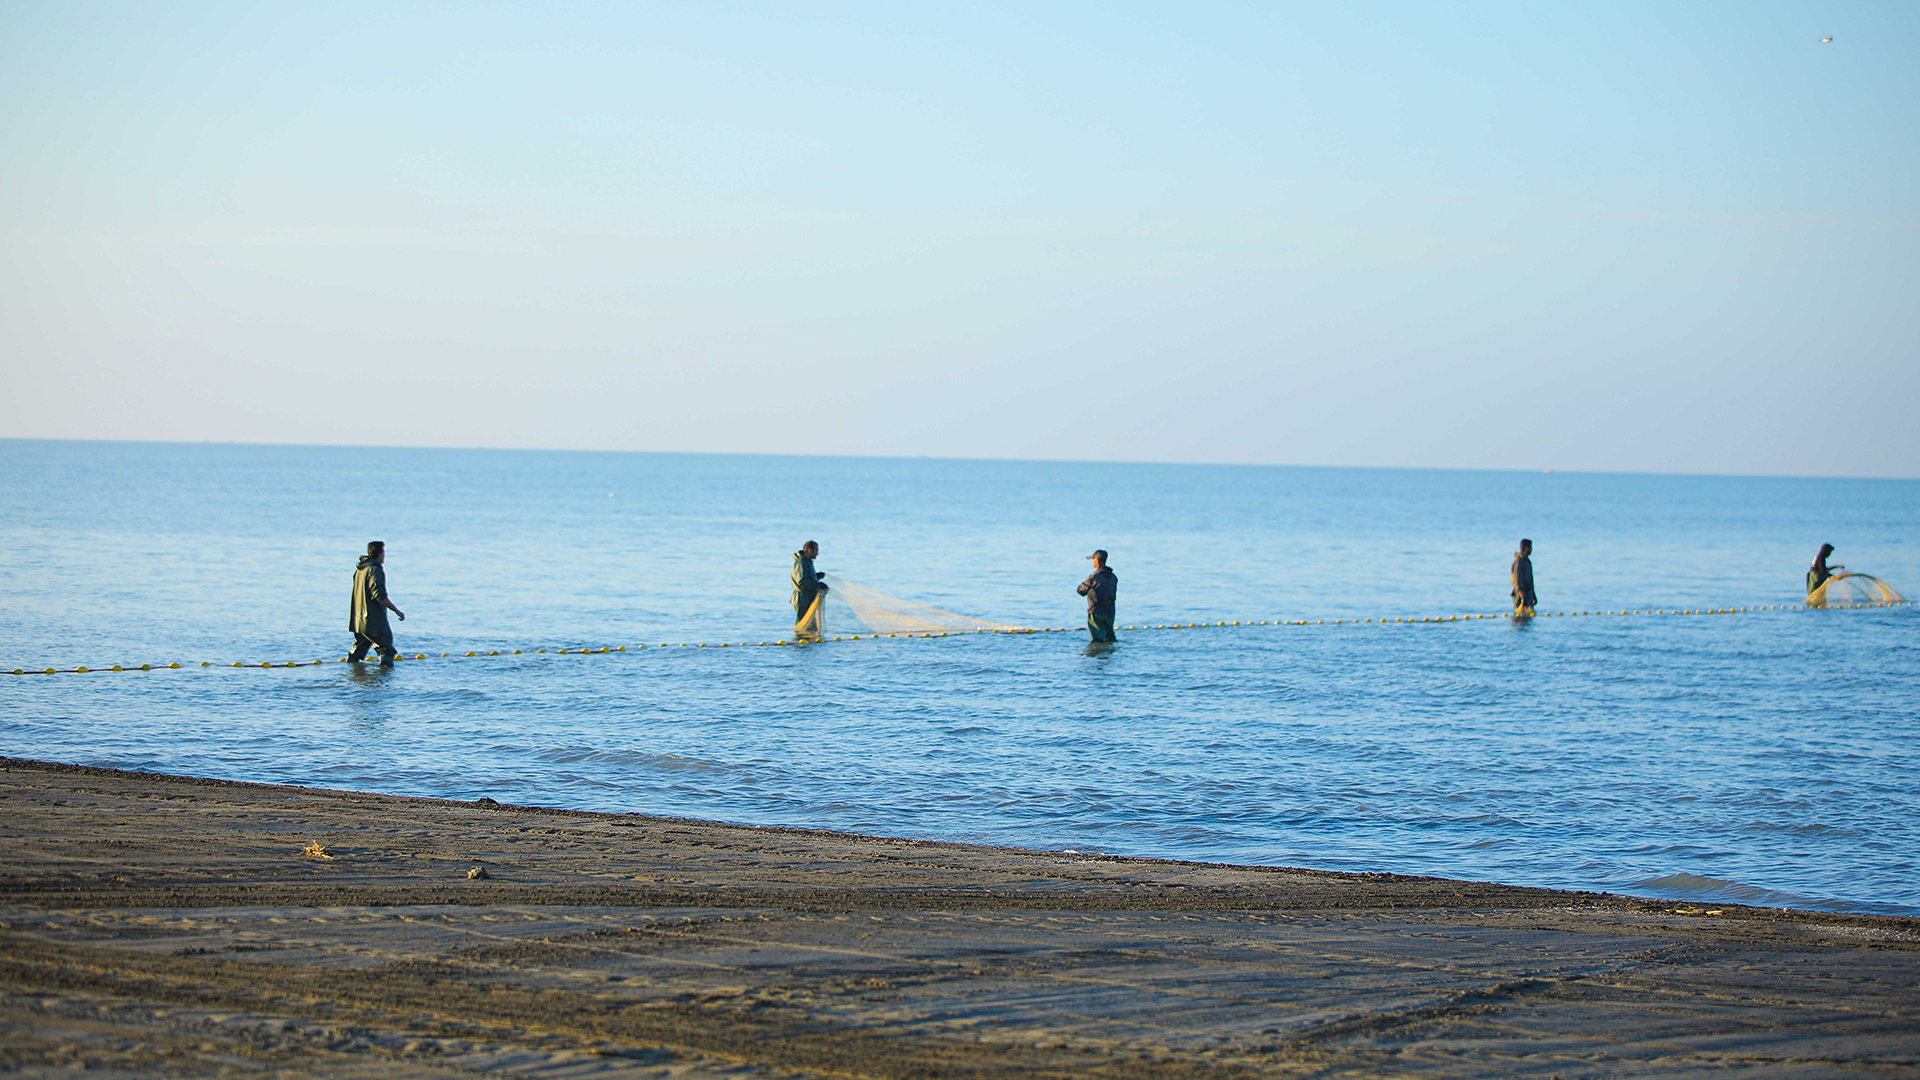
[2,434,1915,484]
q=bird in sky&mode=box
[1820,36,1833,43]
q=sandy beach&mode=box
[3,756,1917,1078]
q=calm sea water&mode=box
[3,440,1916,914]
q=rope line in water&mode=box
[6,600,1908,676]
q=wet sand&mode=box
[2,757,1917,1078]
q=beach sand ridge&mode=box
[4,757,1917,1077]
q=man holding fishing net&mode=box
[792,540,829,637]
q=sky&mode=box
[1,1,1915,477]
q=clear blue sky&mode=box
[3,1,1915,476]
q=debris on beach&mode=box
[468,866,490,879]
[302,841,332,859]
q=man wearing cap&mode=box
[1077,549,1118,642]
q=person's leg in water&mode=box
[1512,594,1535,618]
[1088,610,1117,642]
[351,628,398,665]
[793,592,825,639]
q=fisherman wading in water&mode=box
[1807,543,1842,595]
[1078,549,1118,642]
[1510,539,1536,617]
[792,540,829,636]
[349,540,406,665]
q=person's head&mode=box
[802,540,819,557]
[1519,538,1532,555]
[367,540,385,563]
[1819,543,1835,558]
[1088,548,1108,569]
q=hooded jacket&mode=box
[1510,553,1536,606]
[350,556,391,636]
[792,550,825,613]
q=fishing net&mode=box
[793,593,827,640]
[795,574,1029,637]
[1807,572,1905,608]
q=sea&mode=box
[3,439,1916,914]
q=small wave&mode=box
[532,745,733,773]
[1630,872,1831,910]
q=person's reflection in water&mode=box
[346,663,395,688]
[345,661,396,729]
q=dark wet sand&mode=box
[3,757,1917,1078]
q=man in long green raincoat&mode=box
[349,541,407,664]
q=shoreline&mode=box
[5,755,1918,1076]
[8,755,1906,919]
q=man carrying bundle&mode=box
[1078,549,1118,642]
[1510,538,1537,617]
[349,540,406,665]
[792,540,829,635]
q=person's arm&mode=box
[371,566,405,621]
[1077,576,1091,596]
